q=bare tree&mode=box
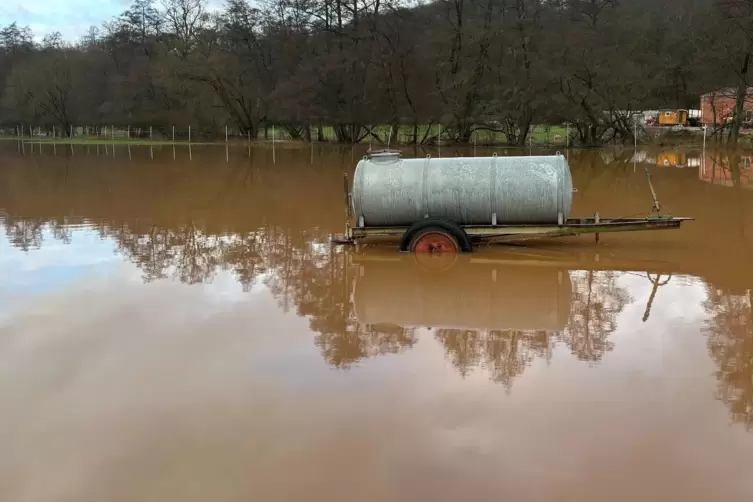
[161,0,208,56]
[0,0,750,144]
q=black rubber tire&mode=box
[399,219,473,253]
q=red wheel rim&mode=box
[410,231,460,253]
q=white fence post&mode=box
[437,124,441,158]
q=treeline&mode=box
[0,0,752,146]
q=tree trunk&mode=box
[729,52,750,144]
[515,122,531,147]
[388,122,399,147]
[730,152,742,188]
[514,111,533,147]
[456,121,473,143]
[334,123,364,143]
[241,124,258,139]
[284,124,304,140]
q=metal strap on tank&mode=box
[422,155,430,218]
[558,155,564,222]
[356,163,366,227]
[489,154,497,225]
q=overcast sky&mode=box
[0,1,223,42]
[0,1,125,41]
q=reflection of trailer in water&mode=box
[333,152,692,252]
[631,151,702,168]
[349,250,675,328]
[352,254,572,331]
[656,151,703,168]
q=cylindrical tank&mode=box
[352,153,573,226]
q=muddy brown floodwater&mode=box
[1,142,753,502]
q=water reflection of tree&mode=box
[703,151,751,189]
[3,216,44,251]
[1,216,419,367]
[435,329,553,390]
[434,271,630,389]
[49,217,72,244]
[562,270,631,362]
[2,217,630,380]
[106,224,267,286]
[704,287,753,430]
[263,239,417,368]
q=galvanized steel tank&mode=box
[352,153,573,226]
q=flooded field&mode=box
[1,143,753,501]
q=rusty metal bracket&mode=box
[594,211,600,243]
[644,168,662,216]
[343,173,352,240]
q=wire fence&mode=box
[0,123,577,147]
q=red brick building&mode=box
[700,87,753,125]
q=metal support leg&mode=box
[594,211,600,243]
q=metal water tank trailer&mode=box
[352,153,573,226]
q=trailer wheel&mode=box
[412,248,459,272]
[400,220,473,253]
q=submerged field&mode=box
[1,143,753,501]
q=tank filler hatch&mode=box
[365,149,402,162]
